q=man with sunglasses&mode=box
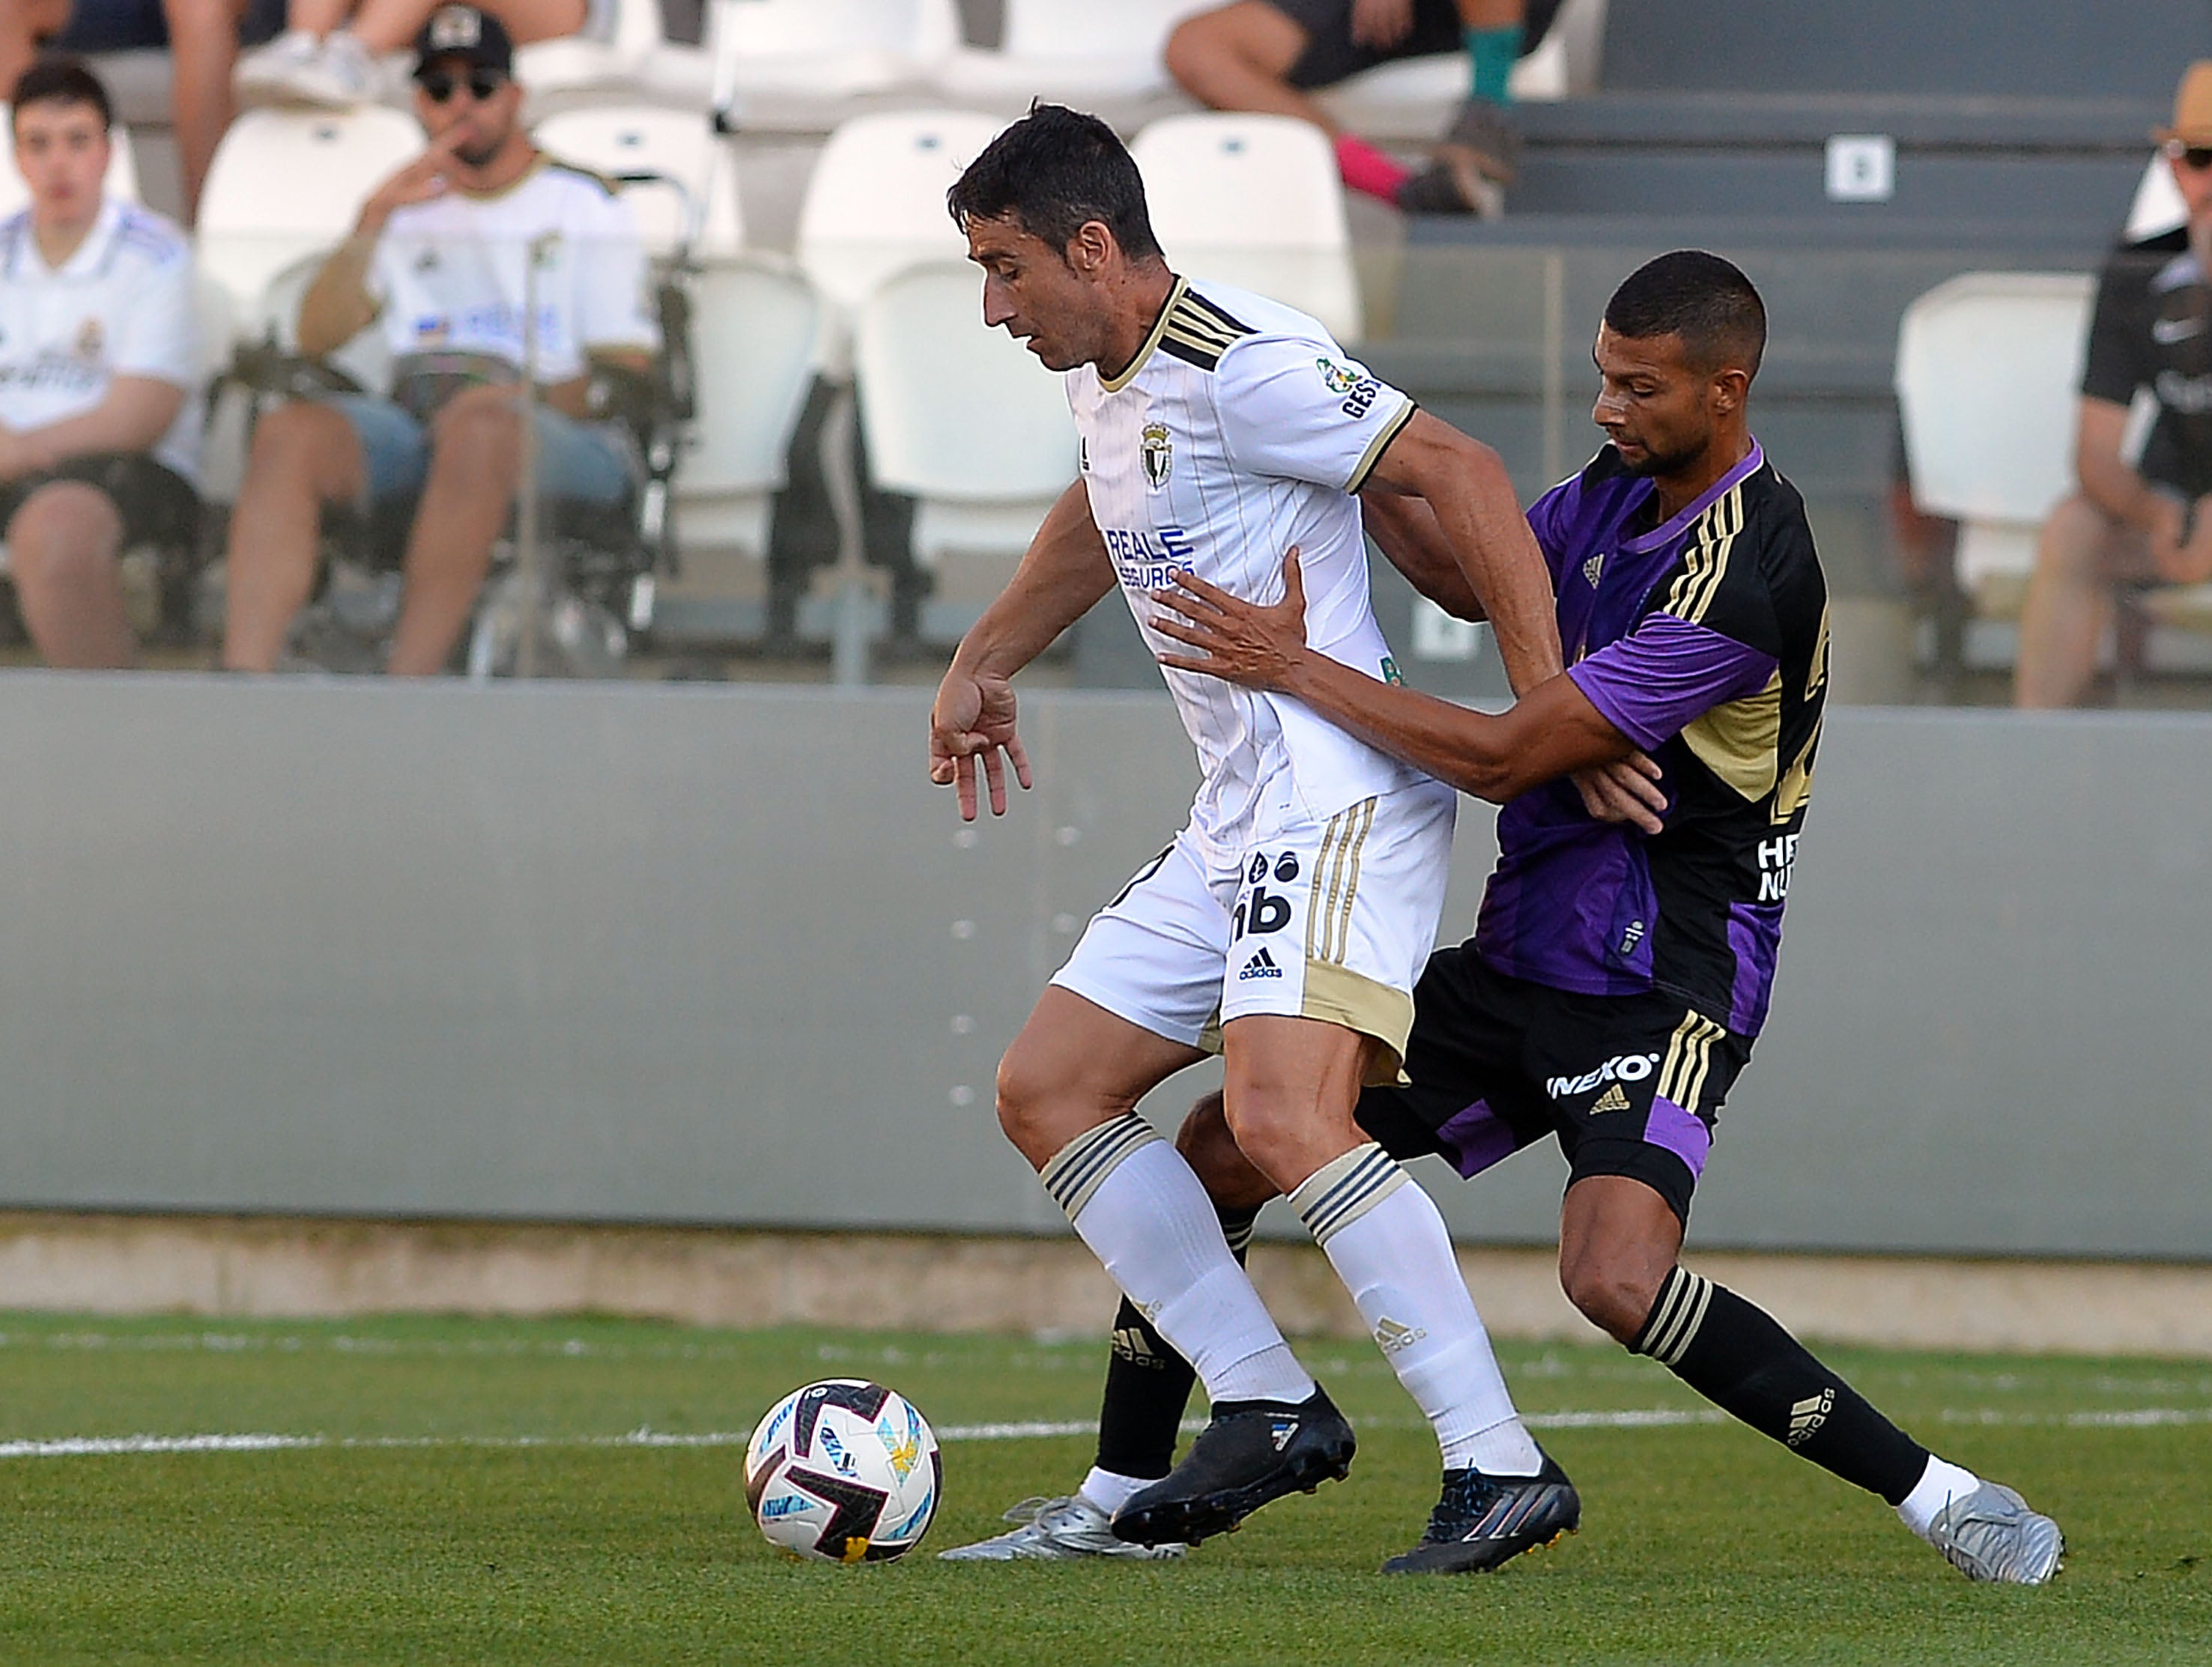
[2017,61,2212,706]
[220,2,656,675]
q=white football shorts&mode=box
[1049,780,1456,1082]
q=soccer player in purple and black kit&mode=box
[941,251,2064,1583]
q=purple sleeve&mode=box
[1567,613,1780,750]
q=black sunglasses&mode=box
[2166,140,2212,171]
[419,67,506,103]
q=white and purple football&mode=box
[744,1379,942,1563]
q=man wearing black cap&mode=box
[219,2,657,675]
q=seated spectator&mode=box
[0,55,200,668]
[2018,61,2212,707]
[233,0,583,106]
[7,0,285,223]
[219,5,654,676]
[1164,0,1562,216]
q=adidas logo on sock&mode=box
[1238,947,1285,982]
[1374,1316,1428,1354]
[1111,1326,1167,1369]
[1591,1084,1631,1114]
[1787,1388,1835,1446]
[1270,1420,1299,1451]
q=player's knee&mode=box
[1175,1092,1279,1210]
[1162,14,1222,94]
[430,389,522,470]
[1560,1251,1662,1346]
[2034,494,2115,581]
[248,402,325,467]
[9,484,119,572]
[993,1039,1082,1167]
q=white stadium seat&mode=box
[1895,273,2094,609]
[795,109,1005,374]
[0,108,140,213]
[514,0,667,109]
[703,0,960,130]
[672,258,822,562]
[196,106,422,339]
[533,105,744,259]
[1131,113,1362,344]
[933,0,1214,115]
[854,260,1077,573]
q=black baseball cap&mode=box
[413,5,515,79]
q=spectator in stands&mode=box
[7,0,285,223]
[1164,0,1560,216]
[219,4,653,675]
[0,56,200,667]
[2017,61,2212,707]
[234,0,583,107]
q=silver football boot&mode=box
[1927,1482,2064,1585]
[937,1493,1190,1562]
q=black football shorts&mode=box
[1355,943,1754,1226]
[1266,0,1566,90]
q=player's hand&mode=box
[2158,494,2212,586]
[1151,550,1310,690]
[358,128,465,234]
[1351,0,1415,50]
[930,665,1031,821]
[1571,752,1668,834]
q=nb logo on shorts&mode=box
[1238,947,1285,981]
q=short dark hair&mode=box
[10,56,112,133]
[1603,250,1766,380]
[947,103,1162,264]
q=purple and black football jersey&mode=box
[1473,441,1828,1036]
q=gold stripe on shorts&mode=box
[1306,797,1377,966]
[1657,1011,1727,1113]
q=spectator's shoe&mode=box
[1110,1386,1354,1547]
[233,30,321,99]
[1396,97,1519,216]
[1927,1482,2064,1585]
[936,1494,1189,1561]
[239,28,379,108]
[1381,1449,1581,1573]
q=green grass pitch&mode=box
[1,1310,2207,1666]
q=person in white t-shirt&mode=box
[0,57,200,669]
[927,104,1658,1564]
[219,3,656,675]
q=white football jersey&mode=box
[1071,276,1427,848]
[0,198,199,482]
[369,155,657,384]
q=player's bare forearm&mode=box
[951,478,1117,681]
[1359,488,1485,620]
[297,237,381,360]
[1364,412,1560,693]
[9,377,185,472]
[1277,650,1633,803]
[2074,398,2173,535]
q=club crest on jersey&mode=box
[1140,421,1172,491]
[73,317,103,362]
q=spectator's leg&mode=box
[7,481,136,669]
[343,0,584,52]
[2016,492,2126,708]
[384,384,520,676]
[1455,0,1524,104]
[222,401,366,671]
[0,0,72,98]
[165,0,253,224]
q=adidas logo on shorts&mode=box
[1591,1084,1631,1114]
[1238,947,1285,981]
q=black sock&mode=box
[1094,1205,1259,1481]
[1632,1266,1929,1506]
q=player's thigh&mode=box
[1216,780,1455,1086]
[1530,990,1754,1233]
[1050,829,1234,1057]
[1218,1010,1377,1168]
[996,985,1207,1167]
[1167,1,1312,82]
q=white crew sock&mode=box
[1043,1115,1315,1407]
[1897,1454,1984,1540]
[1078,1466,1151,1516]
[1291,1144,1541,1475]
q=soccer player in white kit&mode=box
[930,104,1577,1560]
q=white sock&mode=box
[1897,1454,1984,1540]
[1043,1115,1315,1407]
[1078,1466,1151,1515]
[1291,1144,1540,1475]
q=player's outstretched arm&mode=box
[1358,488,1485,621]
[930,479,1118,820]
[1360,411,1560,695]
[1154,553,1635,806]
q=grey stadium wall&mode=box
[0,675,2204,1260]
